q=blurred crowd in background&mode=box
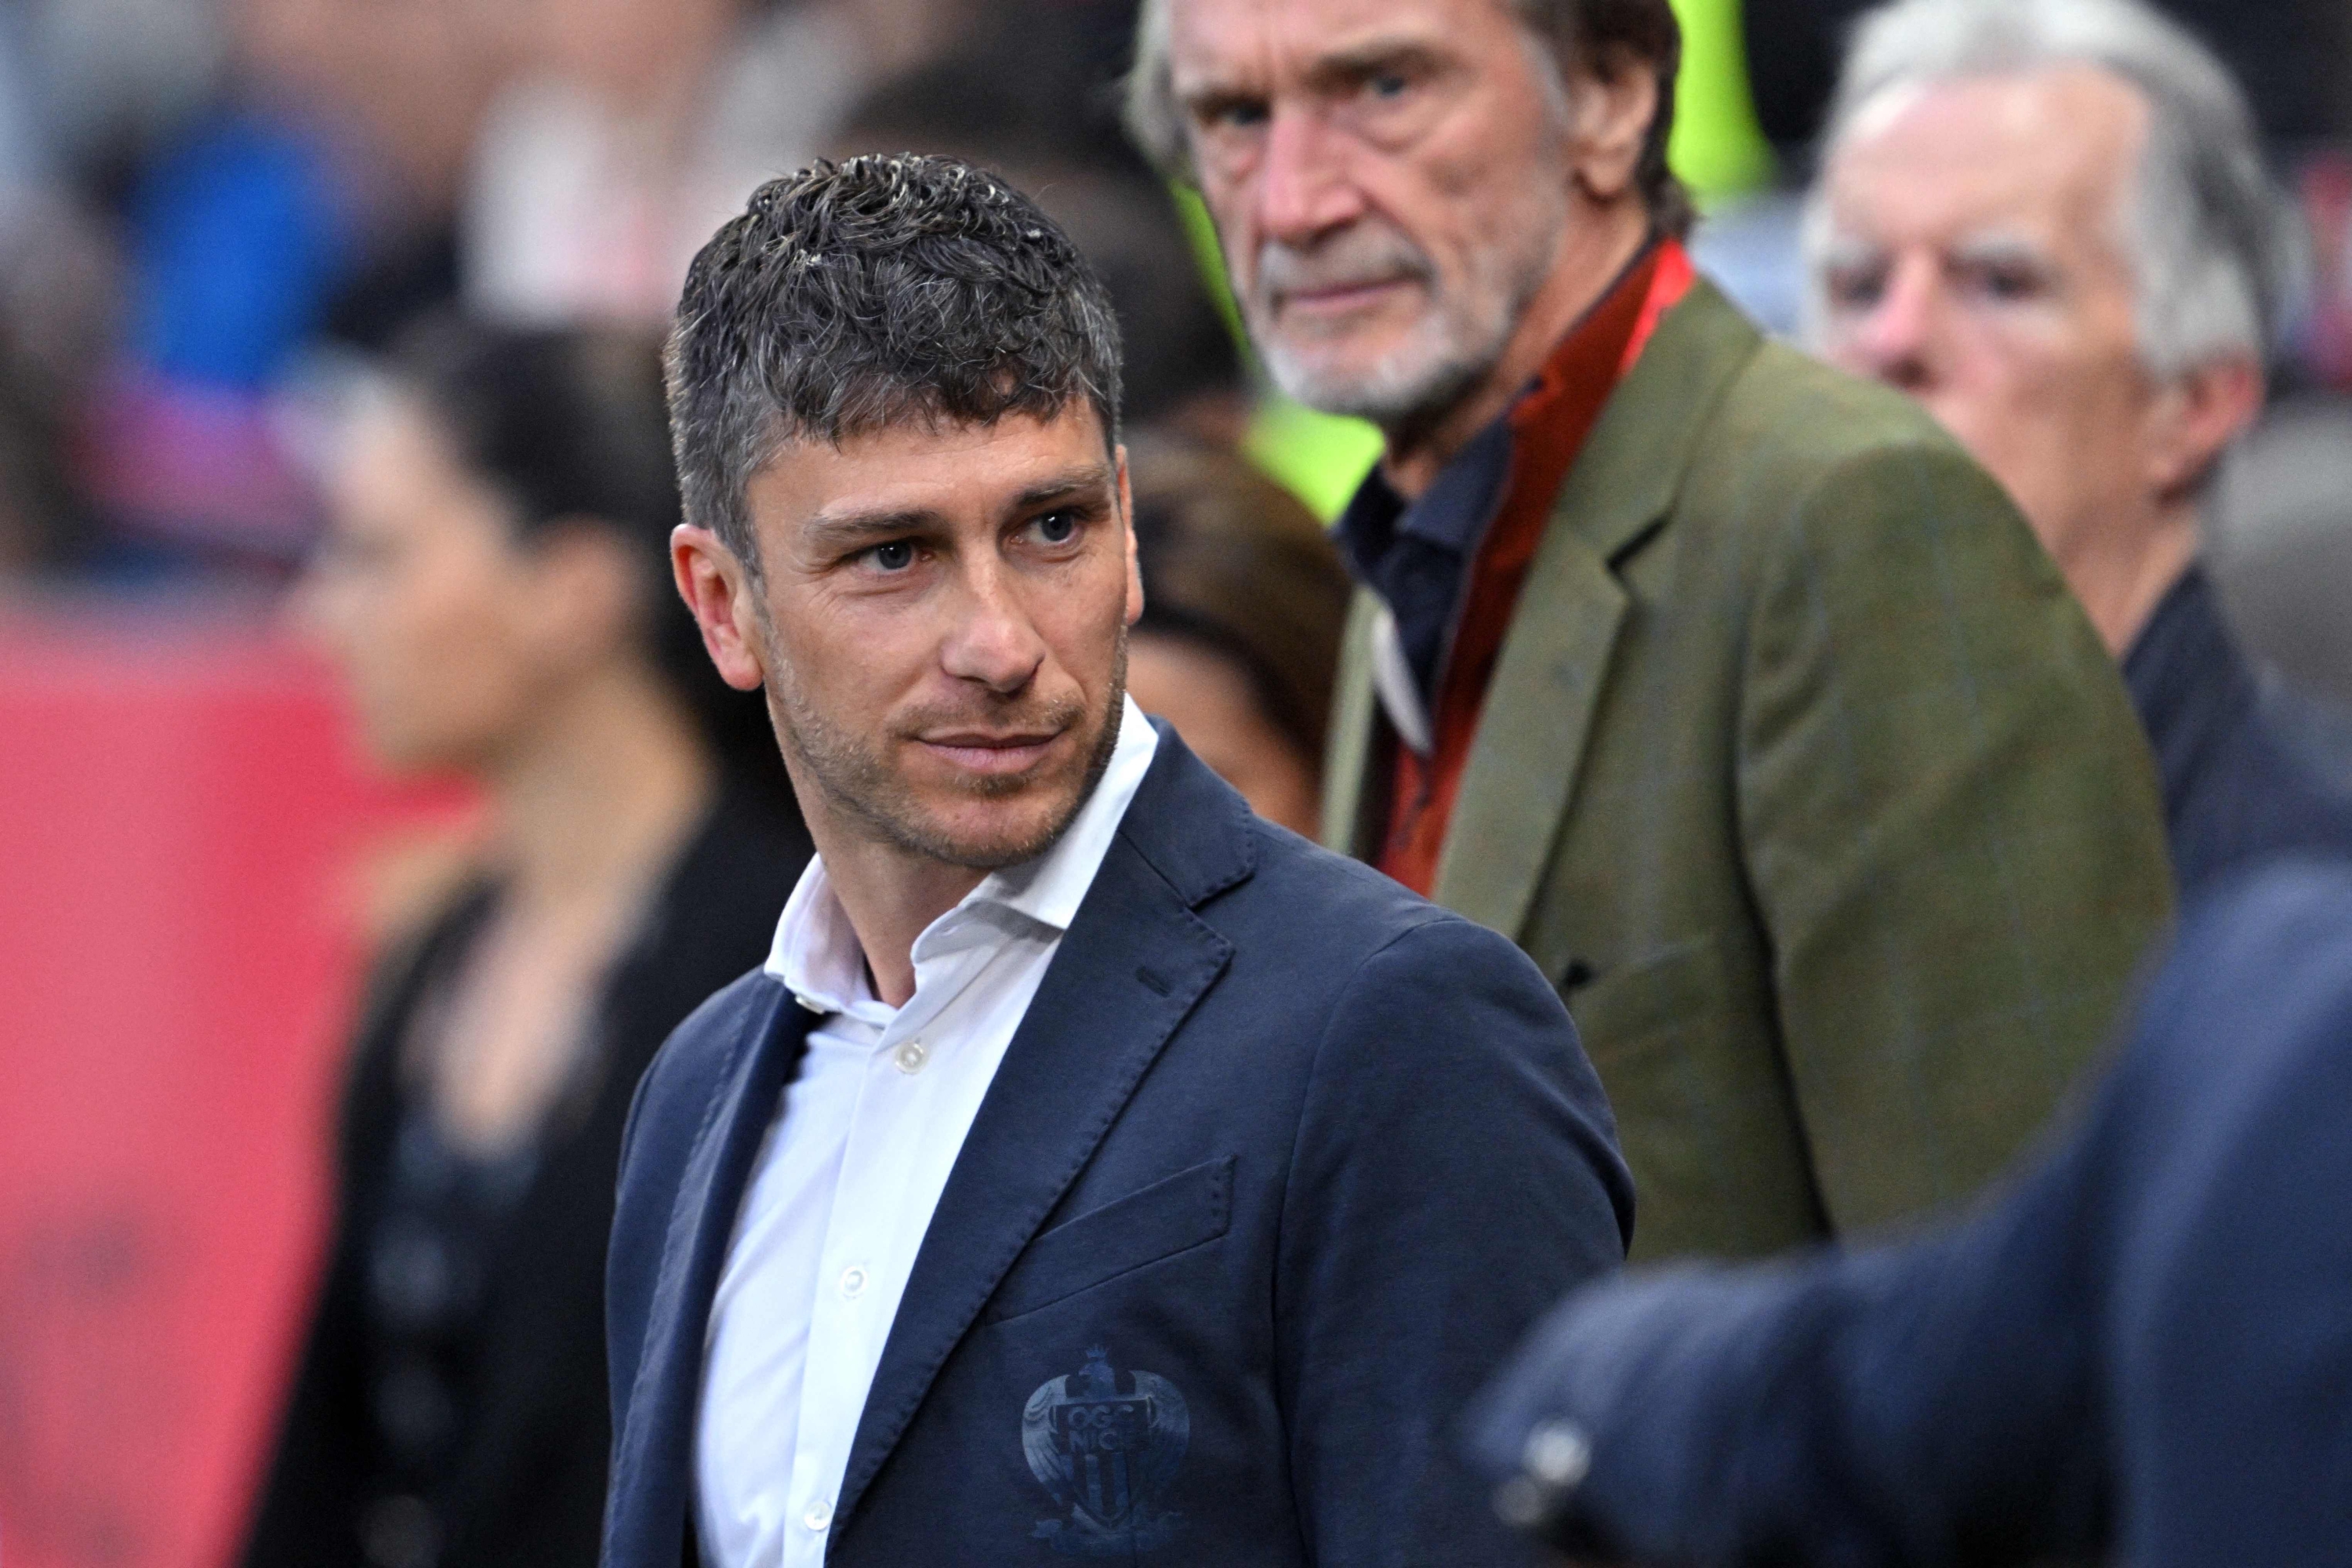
[0,0,2345,597]
[8,0,2352,1565]
[0,0,1335,587]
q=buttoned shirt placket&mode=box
[779,902,1049,1563]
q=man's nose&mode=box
[1849,256,1944,394]
[1255,104,1367,249]
[940,564,1047,694]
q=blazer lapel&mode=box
[612,984,814,1568]
[831,736,1250,1534]
[1435,280,1765,939]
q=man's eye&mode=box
[1978,265,2043,302]
[1198,98,1269,132]
[1032,511,1079,546]
[1826,267,1886,310]
[1367,71,1410,100]
[867,540,916,571]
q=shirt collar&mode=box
[764,695,1160,1015]
[1331,233,1671,585]
[1332,411,1515,577]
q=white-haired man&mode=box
[1808,0,2352,890]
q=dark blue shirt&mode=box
[1331,415,1514,708]
[2122,564,2352,891]
[1330,238,1668,712]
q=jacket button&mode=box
[1523,1418,1592,1488]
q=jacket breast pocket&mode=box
[1566,935,1720,1046]
[985,1156,1235,1323]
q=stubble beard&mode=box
[763,626,1130,873]
[1243,187,1572,439]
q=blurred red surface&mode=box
[0,601,476,1568]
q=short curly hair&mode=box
[665,154,1125,573]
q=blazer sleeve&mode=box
[1460,1117,2108,1567]
[1275,913,1632,1568]
[1734,439,2173,1230]
[1465,865,2352,1568]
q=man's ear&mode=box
[1563,45,1657,205]
[2148,354,2264,499]
[671,524,768,691]
[1116,445,1145,628]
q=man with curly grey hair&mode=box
[1130,0,2173,1269]
[598,154,1632,1568]
[1806,0,2352,889]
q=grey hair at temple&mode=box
[1122,0,1693,239]
[1807,0,2299,379]
[663,154,1125,576]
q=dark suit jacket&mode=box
[1324,278,2174,1261]
[1467,859,2352,1568]
[2125,564,2352,893]
[603,728,1633,1568]
[244,783,808,1568]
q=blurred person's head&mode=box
[504,0,968,110]
[666,155,1140,875]
[833,0,979,80]
[503,0,747,110]
[828,5,1167,180]
[300,321,753,781]
[1806,0,2291,652]
[1126,0,1683,482]
[230,0,505,206]
[1124,436,1352,837]
[833,57,1248,440]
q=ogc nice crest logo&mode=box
[1022,1345,1189,1555]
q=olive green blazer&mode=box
[1323,280,2174,1262]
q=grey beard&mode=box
[1258,330,1496,433]
[1245,182,1572,437]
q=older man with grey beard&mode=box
[1127,0,2173,1266]
[1803,0,2352,894]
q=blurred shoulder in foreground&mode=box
[1468,854,2352,1567]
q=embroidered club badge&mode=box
[1022,1345,1189,1555]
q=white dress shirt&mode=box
[693,699,1159,1568]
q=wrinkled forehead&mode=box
[1826,64,2154,245]
[1165,0,1513,90]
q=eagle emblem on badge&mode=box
[1022,1345,1189,1555]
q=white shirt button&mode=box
[839,1265,867,1300]
[804,1498,833,1532]
[892,1039,928,1074]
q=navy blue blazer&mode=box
[604,726,1633,1568]
[1467,859,2352,1568]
